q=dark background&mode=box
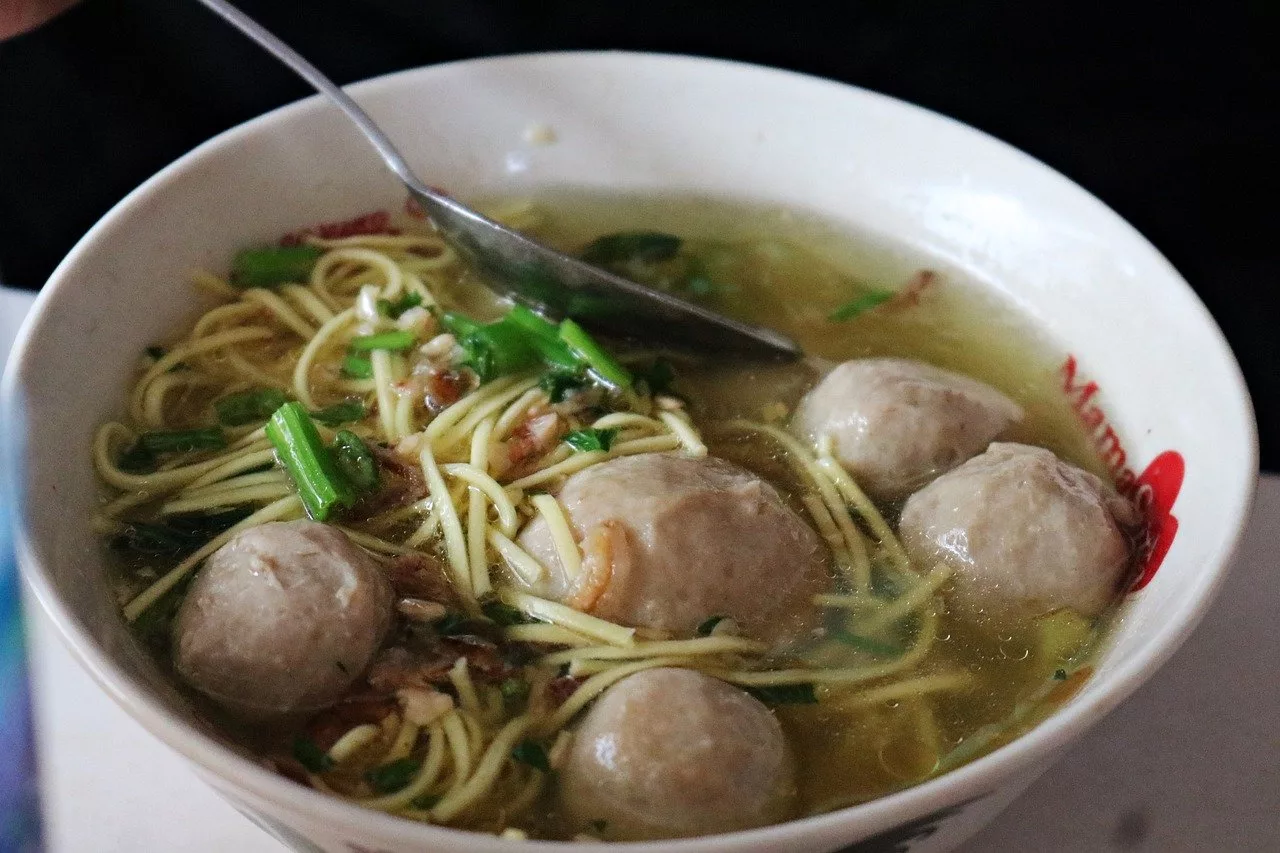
[1,0,1276,466]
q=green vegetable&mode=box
[215,388,289,427]
[265,402,356,521]
[410,794,440,810]
[377,291,423,319]
[331,430,380,494]
[232,245,323,288]
[500,677,531,708]
[482,600,529,627]
[828,289,895,322]
[458,321,542,382]
[830,629,904,657]
[538,370,587,403]
[563,428,619,453]
[116,443,157,474]
[440,311,482,338]
[558,319,632,390]
[745,683,818,705]
[505,305,579,370]
[580,232,682,266]
[144,345,167,361]
[435,612,472,636]
[291,735,334,773]
[349,329,417,353]
[365,758,421,793]
[510,739,550,772]
[310,400,366,427]
[695,615,725,637]
[1053,668,1068,681]
[341,353,373,379]
[113,508,253,556]
[137,428,226,454]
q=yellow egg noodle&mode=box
[92,220,973,835]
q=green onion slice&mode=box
[349,330,417,353]
[331,430,380,494]
[215,388,289,427]
[365,758,421,793]
[137,428,226,454]
[558,319,632,390]
[828,289,895,322]
[231,245,323,289]
[341,354,373,379]
[563,428,619,453]
[580,231,682,266]
[510,739,551,772]
[310,400,366,426]
[265,402,355,521]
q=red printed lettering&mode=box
[1057,355,1184,590]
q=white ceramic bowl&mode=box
[2,52,1257,853]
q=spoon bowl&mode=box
[194,0,801,360]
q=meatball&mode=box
[172,520,393,718]
[559,668,797,840]
[515,453,828,642]
[899,442,1140,618]
[791,358,1024,501]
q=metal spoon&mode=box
[193,0,801,360]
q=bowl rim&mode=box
[3,49,1260,851]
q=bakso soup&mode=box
[92,194,1142,841]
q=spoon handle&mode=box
[193,0,427,194]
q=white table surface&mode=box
[5,287,1279,852]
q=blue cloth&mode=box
[1,369,43,850]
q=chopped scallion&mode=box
[349,329,417,352]
[580,231,682,266]
[341,353,373,379]
[232,245,323,288]
[828,289,895,322]
[459,321,542,382]
[482,600,529,626]
[331,430,380,494]
[310,400,366,426]
[563,428,619,453]
[505,305,578,370]
[292,735,334,773]
[510,739,550,772]
[538,370,587,403]
[137,428,226,454]
[215,388,289,427]
[116,443,157,473]
[265,402,356,521]
[365,758,420,793]
[112,508,253,556]
[500,677,531,708]
[558,319,632,390]
[377,291,423,319]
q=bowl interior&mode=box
[3,52,1256,851]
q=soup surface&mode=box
[92,192,1138,841]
